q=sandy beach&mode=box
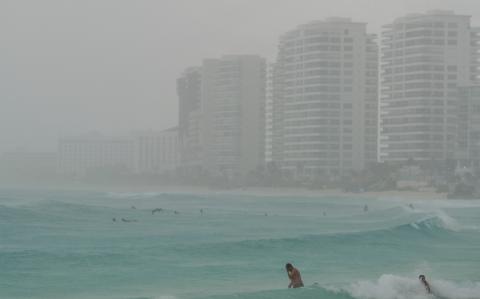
[18,183,452,200]
[0,180,456,200]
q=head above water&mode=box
[419,275,426,281]
[285,263,293,271]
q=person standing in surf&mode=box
[419,275,431,294]
[285,263,304,288]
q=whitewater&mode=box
[1,189,479,299]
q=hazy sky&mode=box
[1,0,478,152]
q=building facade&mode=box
[132,128,180,174]
[57,134,133,176]
[200,55,266,178]
[272,18,378,177]
[177,67,202,172]
[380,10,480,163]
[265,63,275,163]
[456,86,480,168]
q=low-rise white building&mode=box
[57,133,133,176]
[132,128,180,174]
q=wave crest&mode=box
[203,275,480,299]
[346,274,480,299]
[409,210,478,232]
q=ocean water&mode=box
[1,189,480,299]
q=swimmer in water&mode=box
[121,218,138,223]
[364,204,369,212]
[419,275,431,294]
[152,208,163,215]
[285,263,304,288]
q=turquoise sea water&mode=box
[1,189,480,299]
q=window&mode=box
[447,40,457,45]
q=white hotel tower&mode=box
[272,18,378,177]
[201,55,266,178]
[380,10,480,163]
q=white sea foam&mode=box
[432,279,480,299]
[406,211,461,232]
[400,202,478,232]
[345,274,480,299]
[432,210,462,231]
[428,209,479,231]
[346,274,432,299]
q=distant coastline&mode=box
[0,181,452,200]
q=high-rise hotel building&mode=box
[177,67,202,172]
[178,55,266,178]
[201,55,266,178]
[380,10,480,162]
[271,18,378,176]
[265,63,276,163]
[456,85,480,167]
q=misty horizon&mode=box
[3,3,480,298]
[2,0,480,153]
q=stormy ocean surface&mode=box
[1,189,480,299]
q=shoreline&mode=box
[0,182,451,200]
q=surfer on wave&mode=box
[419,274,431,294]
